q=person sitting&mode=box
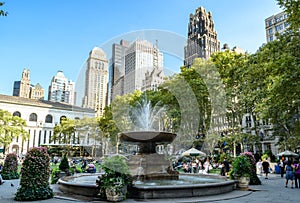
[86,163,96,173]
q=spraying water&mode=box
[130,96,166,131]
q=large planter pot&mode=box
[236,176,250,188]
[105,186,127,202]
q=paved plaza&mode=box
[0,173,299,203]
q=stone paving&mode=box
[0,174,299,202]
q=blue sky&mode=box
[0,0,282,98]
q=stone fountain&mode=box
[58,96,236,199]
[118,96,178,181]
[119,131,178,181]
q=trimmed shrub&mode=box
[15,147,53,201]
[50,168,61,184]
[59,154,69,172]
[2,153,19,180]
[241,152,261,185]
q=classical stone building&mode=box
[0,94,95,156]
[241,113,279,156]
[265,11,288,43]
[82,47,108,117]
[184,6,220,67]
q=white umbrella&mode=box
[181,148,206,157]
[276,150,299,158]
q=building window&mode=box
[45,114,53,123]
[29,113,38,122]
[268,28,273,34]
[60,116,67,123]
[13,111,21,117]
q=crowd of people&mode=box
[256,156,300,189]
[174,157,230,176]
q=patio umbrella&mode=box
[276,150,299,158]
[181,148,206,157]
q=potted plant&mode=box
[98,155,132,202]
[229,154,252,188]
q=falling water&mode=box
[130,96,166,131]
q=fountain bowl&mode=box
[58,173,236,199]
[119,131,176,144]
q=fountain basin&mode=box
[58,173,236,199]
[129,174,236,199]
[119,131,176,145]
[58,174,100,197]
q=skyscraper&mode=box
[265,11,288,43]
[184,6,220,67]
[111,40,130,102]
[48,70,75,105]
[13,68,31,98]
[13,68,45,100]
[82,47,108,117]
[124,40,164,94]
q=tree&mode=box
[0,109,29,154]
[52,118,76,156]
[75,117,102,158]
[250,31,300,150]
[211,51,250,157]
[277,0,300,31]
[0,2,8,16]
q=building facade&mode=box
[82,47,108,117]
[241,113,279,156]
[13,68,45,100]
[30,83,45,100]
[48,70,75,105]
[184,6,220,67]
[111,40,130,102]
[265,11,289,42]
[0,94,95,157]
[124,40,164,94]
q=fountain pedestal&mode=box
[119,131,178,181]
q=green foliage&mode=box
[97,156,132,198]
[0,2,8,16]
[261,153,269,161]
[0,109,29,153]
[59,155,69,172]
[2,153,19,180]
[50,168,61,184]
[229,154,252,179]
[15,147,53,201]
[240,152,261,185]
[277,0,300,31]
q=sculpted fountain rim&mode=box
[58,173,236,199]
[118,131,177,144]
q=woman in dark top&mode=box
[262,159,270,179]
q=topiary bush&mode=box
[241,152,261,185]
[2,153,19,180]
[15,147,53,201]
[59,154,70,172]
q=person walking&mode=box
[256,159,262,175]
[285,160,295,188]
[223,157,230,176]
[293,160,300,188]
[262,158,270,179]
[279,158,285,178]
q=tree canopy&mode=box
[0,109,29,153]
